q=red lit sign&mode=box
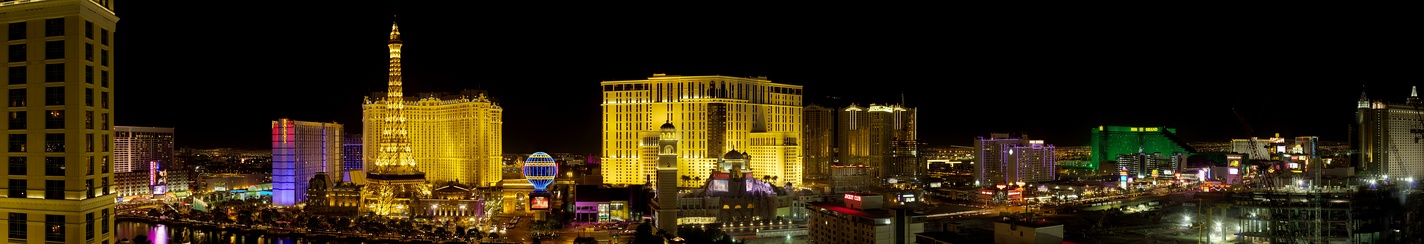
[844,194,861,202]
[530,195,550,210]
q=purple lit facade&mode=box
[974,133,1056,186]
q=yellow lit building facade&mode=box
[360,22,502,188]
[0,0,118,243]
[601,74,802,188]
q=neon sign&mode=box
[844,194,861,202]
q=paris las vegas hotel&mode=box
[600,74,804,188]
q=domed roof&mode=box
[724,149,743,160]
[661,121,676,131]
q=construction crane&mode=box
[1232,107,1260,161]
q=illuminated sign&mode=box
[1229,160,1239,167]
[529,195,551,210]
[844,194,861,202]
[1228,168,1239,175]
[1288,163,1300,169]
[710,179,728,192]
[929,182,942,188]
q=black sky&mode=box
[112,3,1423,153]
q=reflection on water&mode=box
[117,221,312,244]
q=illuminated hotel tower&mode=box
[837,103,916,179]
[653,122,679,234]
[361,39,502,187]
[802,104,834,180]
[1356,86,1424,180]
[600,74,803,187]
[0,0,118,243]
[270,119,342,206]
[113,126,173,174]
[974,133,1057,186]
[360,21,428,217]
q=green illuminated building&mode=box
[1089,126,1196,173]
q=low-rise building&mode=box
[807,193,925,244]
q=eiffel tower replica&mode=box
[360,20,429,218]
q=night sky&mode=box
[113,3,1421,154]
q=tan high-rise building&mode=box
[0,0,118,243]
[802,104,834,180]
[600,74,802,187]
[360,28,503,188]
[837,103,916,179]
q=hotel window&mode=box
[5,213,26,241]
[7,66,24,85]
[101,156,108,173]
[100,113,107,130]
[9,134,25,152]
[43,157,64,177]
[44,180,63,199]
[44,18,63,37]
[44,214,63,242]
[84,44,92,61]
[44,64,63,82]
[101,135,108,151]
[44,87,63,106]
[6,89,22,107]
[86,156,93,176]
[45,110,63,129]
[7,180,24,198]
[100,29,108,46]
[101,209,109,234]
[9,44,26,62]
[84,179,92,198]
[99,70,107,87]
[85,21,93,39]
[84,111,91,129]
[8,111,24,130]
[8,22,26,40]
[100,50,107,66]
[101,176,109,195]
[43,134,63,153]
[85,212,93,240]
[85,88,92,106]
[85,134,92,152]
[84,66,92,84]
[44,41,63,60]
[8,157,23,175]
[100,91,107,108]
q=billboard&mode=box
[529,194,551,210]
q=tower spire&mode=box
[1413,85,1418,98]
[376,19,416,173]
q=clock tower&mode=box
[655,121,680,235]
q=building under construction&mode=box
[1228,172,1423,243]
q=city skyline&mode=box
[114,2,1419,153]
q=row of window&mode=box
[5,64,111,87]
[5,132,110,153]
[6,209,110,242]
[7,18,110,45]
[5,42,110,66]
[5,87,110,107]
[6,176,110,199]
[8,155,108,176]
[5,110,110,131]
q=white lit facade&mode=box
[112,126,171,174]
[1356,87,1424,180]
[600,75,803,187]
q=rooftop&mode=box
[808,202,896,219]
